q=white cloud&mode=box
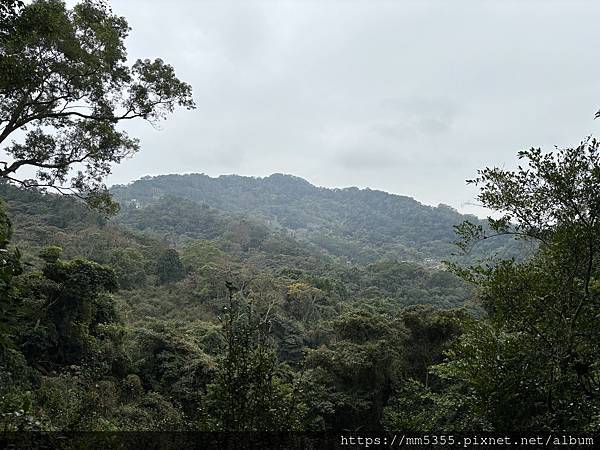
[100,0,600,216]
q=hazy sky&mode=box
[100,0,600,215]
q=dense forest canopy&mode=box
[111,173,528,265]
[1,0,599,441]
[0,180,475,431]
[2,139,600,433]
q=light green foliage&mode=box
[284,282,324,324]
[181,240,228,271]
[38,246,62,263]
[111,392,185,431]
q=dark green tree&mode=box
[203,283,305,431]
[129,320,214,423]
[18,248,119,367]
[0,0,195,212]
[445,138,600,431]
[399,306,464,388]
[0,199,22,352]
[108,248,146,289]
[155,248,184,285]
[0,1,24,25]
[302,310,407,430]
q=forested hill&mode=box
[111,173,521,264]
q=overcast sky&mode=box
[101,0,600,215]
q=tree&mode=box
[446,138,600,430]
[0,199,22,352]
[302,310,407,430]
[0,1,24,25]
[128,320,214,423]
[0,0,195,212]
[399,306,464,388]
[155,248,184,285]
[107,247,146,289]
[284,282,323,325]
[203,282,305,431]
[18,247,119,367]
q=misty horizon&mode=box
[83,0,600,218]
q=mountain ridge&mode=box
[110,173,521,264]
[113,172,468,214]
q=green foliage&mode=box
[6,1,587,434]
[111,173,525,264]
[382,378,484,432]
[35,373,117,430]
[128,320,214,421]
[108,248,146,289]
[203,290,305,431]
[155,248,185,285]
[302,310,408,430]
[12,140,590,433]
[399,306,465,387]
[0,348,42,431]
[0,182,481,432]
[111,392,185,431]
[439,321,551,430]
[0,0,194,211]
[38,245,62,263]
[444,138,600,431]
[0,199,22,352]
[16,255,119,368]
[181,240,227,271]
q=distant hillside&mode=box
[111,173,524,264]
[1,182,474,312]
